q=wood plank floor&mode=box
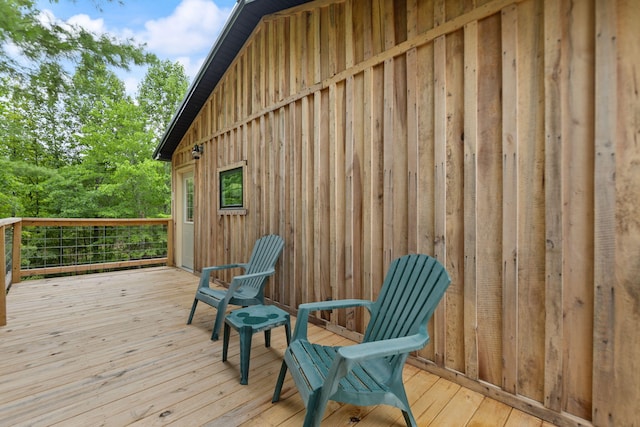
[1,267,556,426]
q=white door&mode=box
[180,172,195,270]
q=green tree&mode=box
[0,0,149,92]
[0,1,188,220]
[43,61,188,218]
[0,0,154,218]
[138,59,189,140]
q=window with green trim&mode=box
[218,161,247,214]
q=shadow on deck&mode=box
[0,267,554,426]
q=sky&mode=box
[35,0,237,94]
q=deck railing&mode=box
[1,217,173,326]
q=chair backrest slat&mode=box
[363,254,450,344]
[243,235,285,293]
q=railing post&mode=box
[12,220,21,284]
[1,225,6,326]
[166,218,174,267]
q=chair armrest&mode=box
[293,299,374,341]
[198,264,246,289]
[337,334,429,362]
[225,268,276,296]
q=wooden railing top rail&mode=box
[20,218,171,227]
[0,218,21,227]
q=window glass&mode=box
[219,167,244,209]
[185,176,194,222]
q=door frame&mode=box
[175,167,195,271]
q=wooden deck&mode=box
[1,267,556,426]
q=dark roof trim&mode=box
[153,0,313,161]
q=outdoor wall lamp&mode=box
[191,144,203,160]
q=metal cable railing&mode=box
[18,218,173,278]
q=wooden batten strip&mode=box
[592,0,616,424]
[393,54,408,259]
[433,34,447,367]
[314,90,330,306]
[344,1,355,70]
[406,47,418,253]
[267,21,275,106]
[369,64,384,303]
[278,106,289,304]
[383,58,394,267]
[291,101,302,307]
[415,40,436,360]
[463,20,479,381]
[268,111,277,235]
[302,96,313,307]
[329,81,345,324]
[543,0,563,412]
[312,8,322,85]
[361,67,373,311]
[351,73,364,331]
[344,76,355,330]
[501,4,519,394]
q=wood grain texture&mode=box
[161,0,635,425]
[0,267,553,427]
[592,1,616,425]
[611,1,640,425]
[463,19,479,381]
[543,0,563,413]
[516,0,545,404]
[501,4,519,395]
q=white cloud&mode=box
[141,0,230,57]
[66,14,107,36]
[39,9,108,37]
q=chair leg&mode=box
[272,361,288,402]
[264,330,271,348]
[187,299,198,324]
[402,410,417,427]
[239,328,252,385]
[222,323,230,362]
[284,322,291,345]
[393,382,416,426]
[303,392,327,427]
[211,305,226,341]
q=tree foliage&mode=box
[0,0,149,87]
[0,1,189,219]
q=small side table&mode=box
[223,304,291,385]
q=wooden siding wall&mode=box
[171,0,640,425]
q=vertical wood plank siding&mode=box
[169,0,640,425]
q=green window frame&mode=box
[218,161,247,215]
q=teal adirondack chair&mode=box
[187,234,284,340]
[272,254,451,427]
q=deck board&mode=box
[0,267,553,426]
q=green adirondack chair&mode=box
[187,234,284,340]
[272,254,451,427]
